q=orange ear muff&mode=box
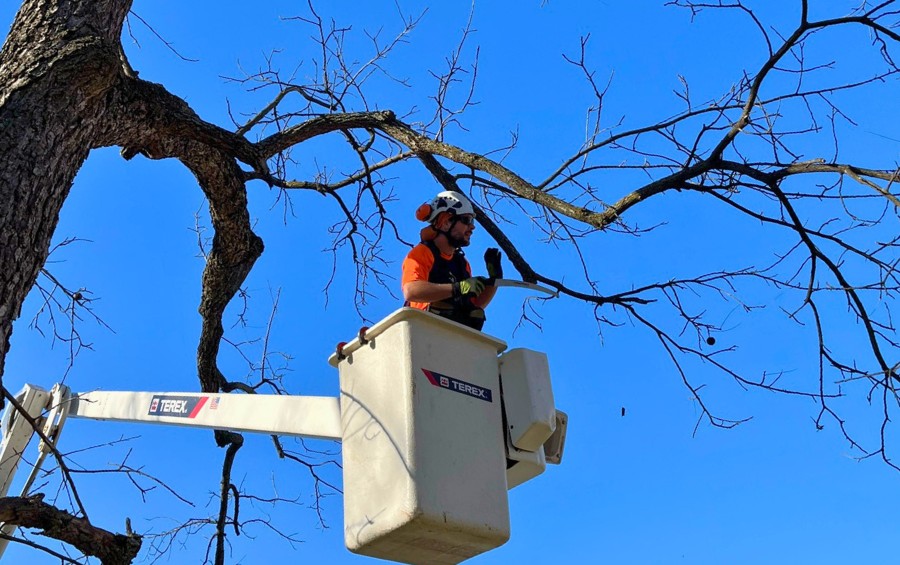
[415,203,432,221]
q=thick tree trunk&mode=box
[0,0,131,384]
[0,1,147,560]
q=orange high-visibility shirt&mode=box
[401,243,472,310]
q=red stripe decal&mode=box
[189,396,209,418]
[421,368,439,386]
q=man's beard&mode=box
[448,233,470,248]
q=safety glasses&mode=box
[456,215,475,226]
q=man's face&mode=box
[447,214,475,247]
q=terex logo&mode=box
[421,369,493,403]
[148,395,208,418]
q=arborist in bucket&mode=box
[402,191,503,331]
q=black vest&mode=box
[424,241,469,286]
[421,241,485,330]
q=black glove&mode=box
[484,248,503,280]
[454,277,487,298]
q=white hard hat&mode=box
[417,191,475,223]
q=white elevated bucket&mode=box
[329,308,510,564]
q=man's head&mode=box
[417,191,476,247]
[435,207,475,248]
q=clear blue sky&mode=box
[3,1,900,563]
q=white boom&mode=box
[69,390,341,440]
[0,384,342,559]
